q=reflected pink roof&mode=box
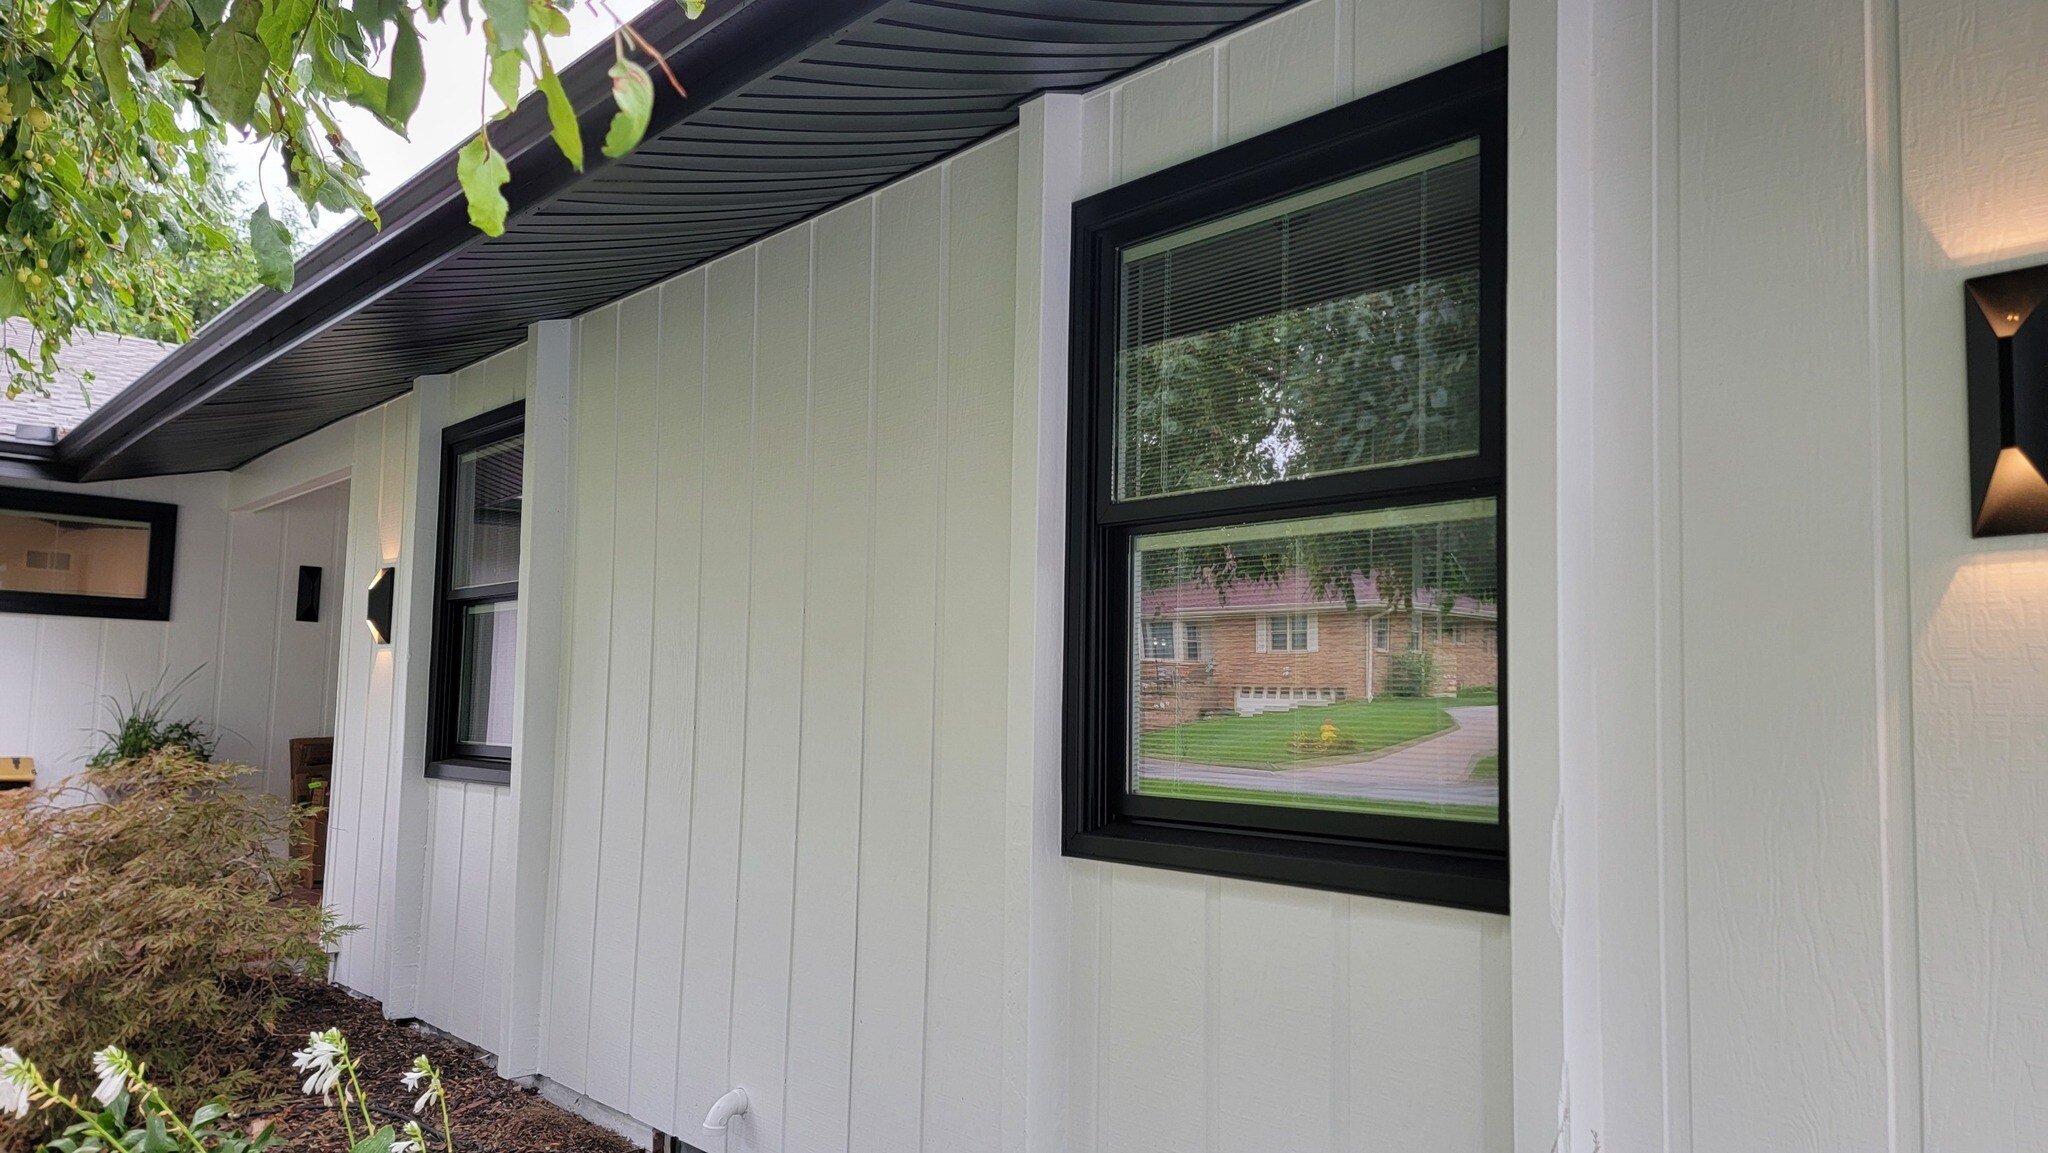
[1141,569,1496,619]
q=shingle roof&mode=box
[0,319,177,443]
[1142,569,1498,620]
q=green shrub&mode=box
[86,670,217,770]
[0,749,335,1145]
[1386,651,1436,698]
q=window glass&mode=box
[1114,142,1483,502]
[456,600,519,748]
[1142,619,1175,660]
[1130,499,1498,823]
[450,436,524,590]
[0,508,152,598]
[1182,621,1206,661]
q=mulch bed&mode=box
[244,980,638,1153]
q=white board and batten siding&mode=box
[323,344,529,1049]
[525,2,1514,1150]
[538,131,1023,1151]
[0,471,347,800]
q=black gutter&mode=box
[59,0,895,482]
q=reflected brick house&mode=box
[1138,570,1497,730]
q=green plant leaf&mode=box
[204,29,271,127]
[681,0,705,14]
[536,54,582,170]
[249,203,294,291]
[257,0,317,62]
[92,18,139,122]
[193,1102,228,1125]
[601,58,653,159]
[488,46,521,112]
[457,132,510,235]
[350,1127,396,1153]
[47,0,83,61]
[479,0,525,51]
[387,19,425,126]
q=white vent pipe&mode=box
[703,1087,750,1133]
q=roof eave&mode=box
[58,0,891,481]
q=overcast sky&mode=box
[225,2,660,241]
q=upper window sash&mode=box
[1073,59,1507,533]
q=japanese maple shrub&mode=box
[0,749,334,1144]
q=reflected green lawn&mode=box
[1139,691,1494,770]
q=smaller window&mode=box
[1143,619,1175,660]
[0,487,176,620]
[1181,620,1206,661]
[1264,613,1313,652]
[1373,617,1391,651]
[428,404,524,784]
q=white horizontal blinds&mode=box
[1114,141,1484,502]
[451,435,525,589]
[1129,499,1501,823]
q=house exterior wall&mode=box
[1053,8,1514,1151]
[1535,0,2048,1147]
[319,345,530,1050]
[0,470,347,801]
[535,132,1023,1150]
[256,0,2048,1148]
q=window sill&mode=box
[1065,818,1507,914]
[427,758,511,786]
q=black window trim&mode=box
[426,401,524,786]
[1062,49,1509,914]
[0,485,177,621]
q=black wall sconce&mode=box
[295,566,323,623]
[366,566,395,644]
[1967,263,2048,536]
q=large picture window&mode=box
[0,486,176,620]
[428,403,524,784]
[1063,51,1507,911]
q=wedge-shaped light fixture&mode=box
[366,566,395,644]
[1967,263,2048,537]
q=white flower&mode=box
[289,1030,346,1102]
[395,1119,429,1153]
[404,1055,438,1115]
[392,1140,420,1153]
[90,1047,129,1107]
[0,1047,31,1119]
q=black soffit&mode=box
[55,0,1294,481]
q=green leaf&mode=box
[204,29,271,126]
[46,1,83,61]
[168,25,207,75]
[387,18,424,125]
[600,58,653,159]
[456,132,510,235]
[680,0,704,15]
[536,56,582,171]
[92,18,139,122]
[350,1126,396,1153]
[479,0,525,51]
[193,1102,228,1125]
[144,1115,178,1153]
[250,203,294,290]
[257,0,316,61]
[488,47,521,113]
